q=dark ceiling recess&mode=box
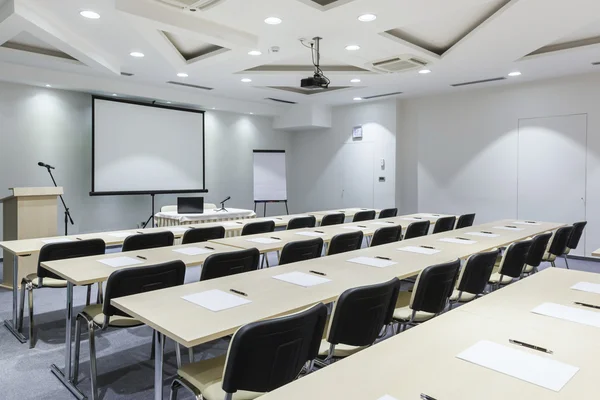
[265,97,297,104]
[167,81,213,90]
[451,77,506,87]
[121,72,134,76]
[363,91,403,100]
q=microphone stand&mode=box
[43,166,74,236]
[215,200,228,212]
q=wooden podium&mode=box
[1,187,63,289]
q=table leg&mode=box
[154,330,165,400]
[4,255,26,343]
[263,202,266,217]
[50,282,86,400]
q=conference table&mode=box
[591,247,600,257]
[258,268,600,400]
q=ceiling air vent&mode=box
[370,55,428,73]
[156,0,225,11]
[167,81,213,90]
[363,91,403,100]
[592,62,600,66]
[451,77,506,87]
[266,97,297,105]
[121,72,134,76]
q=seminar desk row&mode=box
[259,268,600,400]
[101,219,564,400]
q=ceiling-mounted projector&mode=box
[300,37,330,90]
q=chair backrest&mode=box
[241,221,275,236]
[200,248,260,281]
[287,216,317,230]
[432,216,457,234]
[370,225,402,247]
[547,226,574,257]
[525,233,552,268]
[567,221,587,250]
[103,260,185,318]
[404,220,431,240]
[378,208,398,219]
[498,240,533,278]
[182,226,226,244]
[278,238,324,266]
[222,303,327,395]
[352,210,376,223]
[456,213,476,229]
[320,213,345,226]
[327,231,364,255]
[410,259,460,314]
[456,249,499,295]
[121,231,174,252]
[38,239,106,279]
[327,278,400,347]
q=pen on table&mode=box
[414,217,422,219]
[230,289,248,297]
[136,255,147,260]
[375,256,391,260]
[456,237,470,241]
[420,394,438,400]
[574,301,600,310]
[314,230,325,233]
[137,231,145,234]
[420,245,435,249]
[204,246,215,250]
[481,231,493,234]
[509,339,553,354]
[236,222,244,224]
[309,270,327,276]
[76,237,83,241]
[358,225,367,228]
[506,225,517,228]
[271,236,281,240]
[525,221,537,224]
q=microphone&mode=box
[220,196,231,204]
[38,162,55,170]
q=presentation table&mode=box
[591,247,600,257]
[154,208,256,227]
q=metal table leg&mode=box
[4,255,26,343]
[154,330,165,400]
[51,282,86,400]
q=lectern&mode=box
[1,187,62,289]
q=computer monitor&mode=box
[177,197,204,214]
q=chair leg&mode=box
[28,287,35,349]
[260,255,265,269]
[96,281,104,304]
[88,320,99,400]
[169,380,181,400]
[175,342,182,368]
[564,255,570,269]
[18,281,26,332]
[188,347,194,363]
[551,260,556,268]
[150,334,155,360]
[265,253,270,268]
[86,285,92,306]
[73,316,83,384]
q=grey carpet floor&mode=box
[0,252,597,400]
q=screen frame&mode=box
[90,96,208,196]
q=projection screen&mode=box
[91,97,206,195]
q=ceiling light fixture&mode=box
[241,78,252,83]
[167,101,172,104]
[345,45,360,51]
[212,107,216,110]
[130,51,144,58]
[264,17,282,25]
[353,97,362,101]
[249,112,254,115]
[177,72,188,78]
[350,78,361,83]
[508,71,522,77]
[248,50,262,56]
[80,10,100,19]
[358,13,377,22]
[45,84,51,87]
[112,93,118,96]
[418,69,431,74]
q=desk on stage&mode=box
[154,208,256,227]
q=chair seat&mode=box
[449,290,477,303]
[488,273,514,285]
[178,355,262,400]
[392,306,435,323]
[82,304,143,328]
[523,264,535,274]
[26,273,67,288]
[542,252,556,262]
[317,340,365,358]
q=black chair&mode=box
[378,208,398,219]
[392,259,460,332]
[200,248,260,281]
[432,216,457,234]
[449,249,499,308]
[455,213,476,229]
[542,226,574,268]
[317,278,400,364]
[488,240,532,289]
[182,226,226,244]
[328,231,364,255]
[121,231,174,252]
[370,225,402,247]
[287,216,317,230]
[170,303,328,400]
[73,260,186,400]
[241,220,275,236]
[522,233,552,275]
[563,221,587,269]
[19,239,106,348]
[352,210,376,223]
[403,220,430,239]
[278,238,324,266]
[320,213,345,226]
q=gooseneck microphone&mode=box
[221,196,231,204]
[38,162,56,170]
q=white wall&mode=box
[396,71,600,256]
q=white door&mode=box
[341,142,374,208]
[517,114,587,255]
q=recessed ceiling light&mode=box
[112,93,117,96]
[350,78,361,83]
[130,51,144,58]
[241,78,252,83]
[167,101,171,104]
[418,69,431,74]
[508,71,522,77]
[80,10,100,19]
[358,13,377,22]
[249,112,254,115]
[212,107,216,110]
[45,84,51,87]
[264,17,282,25]
[345,45,360,51]
[177,72,188,78]
[353,97,362,101]
[248,50,262,56]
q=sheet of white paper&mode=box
[439,238,477,245]
[400,217,423,222]
[398,246,440,255]
[172,247,214,256]
[167,227,190,233]
[182,289,251,312]
[418,213,441,218]
[493,226,524,231]
[571,281,600,295]
[372,221,396,226]
[531,302,600,328]
[222,221,243,227]
[273,272,331,287]
[347,256,397,268]
[246,238,281,244]
[295,231,326,237]
[465,232,500,238]
[98,256,143,268]
[512,221,541,226]
[377,396,398,400]
[107,232,136,238]
[41,238,73,244]
[457,340,578,392]
[342,225,365,230]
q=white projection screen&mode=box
[92,97,205,195]
[253,150,287,201]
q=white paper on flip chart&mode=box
[465,232,500,238]
[246,238,281,244]
[512,221,541,226]
[571,282,600,295]
[172,247,214,256]
[377,396,399,400]
[531,302,600,328]
[272,272,331,287]
[456,340,578,392]
[294,231,326,237]
[98,256,143,268]
[493,226,525,231]
[182,289,251,312]
[167,227,190,233]
[438,238,477,245]
[398,246,440,255]
[41,238,73,244]
[107,232,136,238]
[347,257,397,268]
